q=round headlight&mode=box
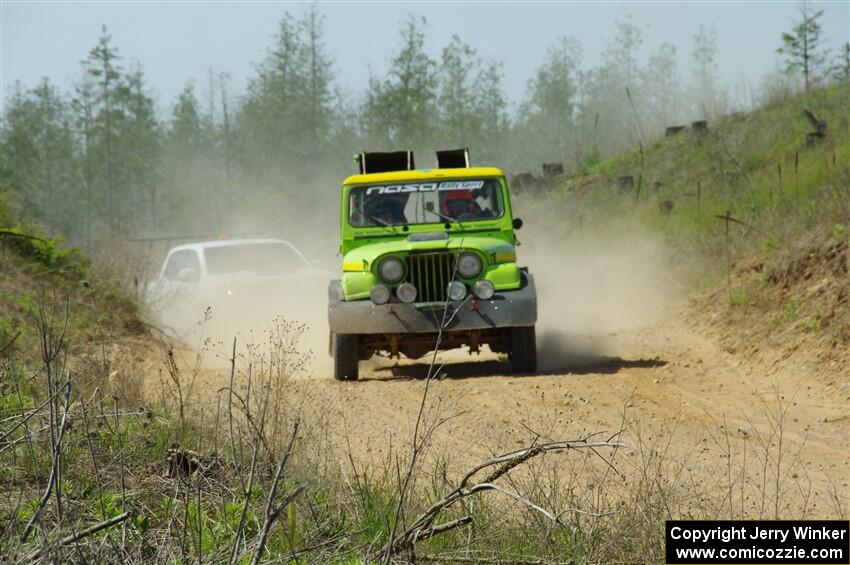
[457,253,482,279]
[447,280,467,301]
[378,257,404,283]
[472,279,495,300]
[370,284,390,304]
[396,282,417,303]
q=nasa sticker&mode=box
[366,180,484,195]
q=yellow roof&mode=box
[343,166,504,186]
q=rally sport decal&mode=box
[365,180,485,196]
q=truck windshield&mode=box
[205,243,306,275]
[348,178,504,228]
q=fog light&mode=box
[370,284,390,304]
[396,282,417,303]
[447,280,467,301]
[472,279,495,300]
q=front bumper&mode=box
[328,274,537,334]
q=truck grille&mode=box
[404,252,456,302]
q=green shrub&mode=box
[0,226,88,278]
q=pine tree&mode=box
[578,19,644,156]
[171,86,204,154]
[691,23,720,118]
[520,36,582,161]
[218,71,234,190]
[31,79,77,234]
[437,35,480,145]
[642,42,680,132]
[474,60,509,164]
[777,1,827,91]
[605,19,644,88]
[239,12,308,182]
[83,25,123,235]
[233,5,338,221]
[121,65,159,233]
[165,84,205,230]
[832,42,850,83]
[363,14,437,149]
[299,4,334,167]
[1,84,44,220]
[432,35,509,163]
[0,81,76,235]
[71,75,98,247]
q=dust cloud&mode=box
[517,193,683,372]
[187,276,334,374]
[146,188,340,376]
[150,185,682,377]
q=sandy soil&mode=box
[187,302,848,516]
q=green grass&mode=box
[729,287,750,307]
[797,315,824,333]
[768,299,800,329]
[559,84,849,271]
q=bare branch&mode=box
[250,420,303,565]
[383,434,625,557]
[20,378,72,543]
[28,512,130,561]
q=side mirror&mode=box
[512,217,524,230]
[177,267,200,282]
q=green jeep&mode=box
[328,149,537,380]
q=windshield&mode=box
[347,178,504,227]
[204,243,306,275]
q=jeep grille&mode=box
[404,252,456,303]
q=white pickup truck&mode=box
[147,238,331,341]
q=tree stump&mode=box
[659,200,674,215]
[803,108,827,147]
[165,444,201,478]
[542,162,564,178]
[805,132,825,147]
[691,120,708,133]
[665,126,686,137]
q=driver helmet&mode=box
[442,189,476,217]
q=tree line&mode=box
[1,5,847,247]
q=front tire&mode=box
[332,333,359,381]
[509,325,537,374]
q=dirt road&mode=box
[190,302,848,517]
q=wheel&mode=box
[332,333,359,381]
[509,325,537,373]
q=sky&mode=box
[1,1,848,115]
